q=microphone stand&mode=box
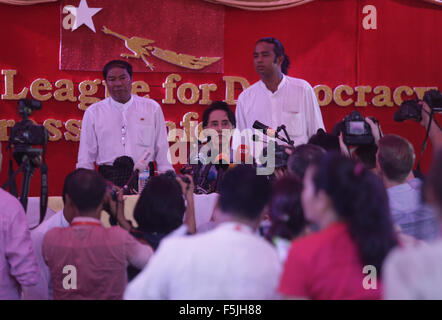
[275,124,294,146]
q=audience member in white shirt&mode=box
[124,165,281,300]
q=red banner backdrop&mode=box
[0,0,441,196]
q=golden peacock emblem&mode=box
[102,26,221,71]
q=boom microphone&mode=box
[252,120,277,138]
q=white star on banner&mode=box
[67,0,102,33]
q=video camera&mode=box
[260,143,291,168]
[394,89,442,122]
[9,99,49,166]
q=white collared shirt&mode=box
[124,221,281,300]
[76,95,173,172]
[234,75,324,153]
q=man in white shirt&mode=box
[235,37,324,157]
[124,165,281,300]
[76,60,172,175]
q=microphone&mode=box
[123,148,152,191]
[234,144,253,164]
[214,152,230,171]
[252,120,278,138]
[149,161,155,178]
[214,152,230,164]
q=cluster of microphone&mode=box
[121,120,289,190]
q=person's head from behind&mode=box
[308,129,340,152]
[64,169,107,218]
[377,134,415,184]
[254,37,290,77]
[267,175,306,241]
[133,174,185,235]
[302,152,397,273]
[353,144,378,170]
[287,144,326,179]
[218,165,272,228]
[61,169,92,223]
[103,60,133,104]
[425,150,442,216]
[202,101,235,147]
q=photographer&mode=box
[42,169,153,300]
[130,172,196,250]
[333,111,382,161]
[376,134,439,241]
[125,165,281,300]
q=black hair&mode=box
[102,60,133,79]
[133,174,185,234]
[287,144,326,179]
[62,169,78,204]
[311,152,397,274]
[308,128,340,152]
[353,144,378,170]
[256,37,290,75]
[64,169,107,212]
[219,165,272,221]
[267,175,306,241]
[202,101,236,128]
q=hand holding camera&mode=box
[338,110,380,146]
[176,174,195,198]
[103,183,131,230]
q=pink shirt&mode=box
[0,188,39,299]
[42,217,153,300]
[278,222,382,300]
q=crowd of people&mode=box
[1,37,441,300]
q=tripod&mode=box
[2,146,48,225]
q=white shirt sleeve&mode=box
[22,229,51,300]
[232,94,253,152]
[304,84,325,137]
[152,105,173,172]
[76,108,98,169]
[124,239,175,300]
